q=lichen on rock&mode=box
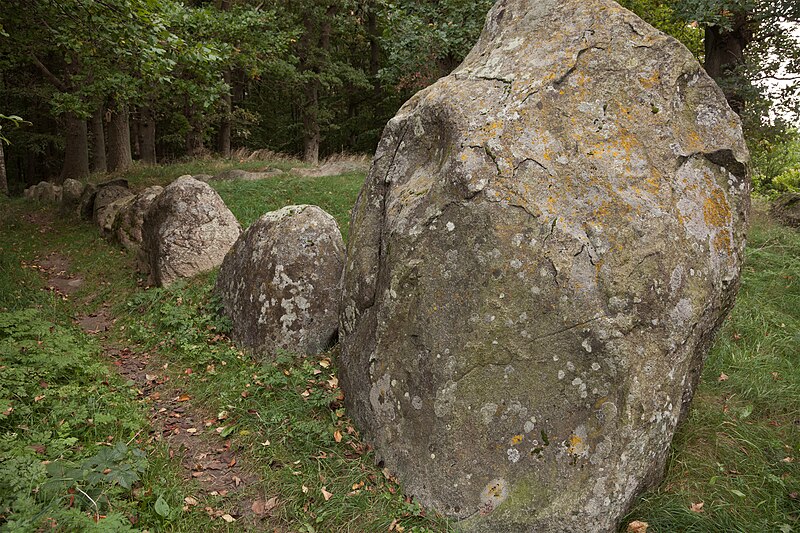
[214,205,345,358]
[338,0,749,531]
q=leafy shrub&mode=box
[0,309,146,530]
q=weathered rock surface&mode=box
[32,181,62,203]
[115,185,164,252]
[771,192,800,228]
[338,0,750,531]
[77,183,99,219]
[94,185,134,234]
[215,205,345,358]
[62,179,85,207]
[143,176,241,287]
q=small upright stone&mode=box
[77,183,99,220]
[114,186,164,273]
[215,205,345,357]
[61,179,84,207]
[94,185,134,235]
[143,176,241,287]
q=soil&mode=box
[37,252,272,529]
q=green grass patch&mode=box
[211,172,364,236]
[121,277,449,532]
[623,215,800,532]
[0,198,217,531]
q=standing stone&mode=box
[338,0,749,531]
[143,176,241,287]
[77,183,99,220]
[115,186,164,250]
[214,205,345,358]
[61,178,85,208]
[93,185,134,234]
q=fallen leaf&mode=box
[145,374,157,382]
[626,521,649,533]
[321,487,333,501]
[388,518,399,531]
[241,391,249,398]
[228,458,236,468]
[772,372,781,381]
[782,457,795,463]
[34,395,45,402]
[718,373,729,382]
[327,375,339,388]
[176,394,190,402]
[302,485,309,494]
[319,359,331,369]
[186,428,197,434]
[184,496,198,506]
[690,501,704,513]
[221,514,236,523]
[252,496,278,515]
[233,476,242,486]
[334,430,342,443]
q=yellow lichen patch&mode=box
[702,188,731,230]
[567,434,584,455]
[510,434,524,446]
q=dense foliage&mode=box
[1,0,798,193]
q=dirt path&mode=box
[36,252,271,529]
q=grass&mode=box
[622,206,800,532]
[0,201,220,531]
[2,159,799,532]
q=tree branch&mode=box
[29,53,68,91]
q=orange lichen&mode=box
[510,434,524,446]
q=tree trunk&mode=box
[703,14,751,115]
[140,107,157,165]
[59,112,90,183]
[302,82,320,165]
[89,108,107,173]
[0,141,7,197]
[217,70,232,158]
[107,102,133,172]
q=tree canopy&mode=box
[1,0,798,193]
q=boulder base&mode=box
[338,0,749,531]
[143,176,241,287]
[215,205,344,357]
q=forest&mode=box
[1,1,800,532]
[0,0,799,195]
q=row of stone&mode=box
[25,176,345,357]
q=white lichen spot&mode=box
[411,396,423,410]
[506,448,521,463]
[582,338,593,353]
[567,361,575,371]
[510,259,523,270]
[446,221,455,232]
[480,403,498,425]
[591,363,601,371]
[558,370,566,380]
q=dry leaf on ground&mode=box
[626,521,648,533]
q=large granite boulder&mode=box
[338,0,750,531]
[61,179,85,208]
[143,176,241,287]
[215,205,345,358]
[94,185,134,235]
